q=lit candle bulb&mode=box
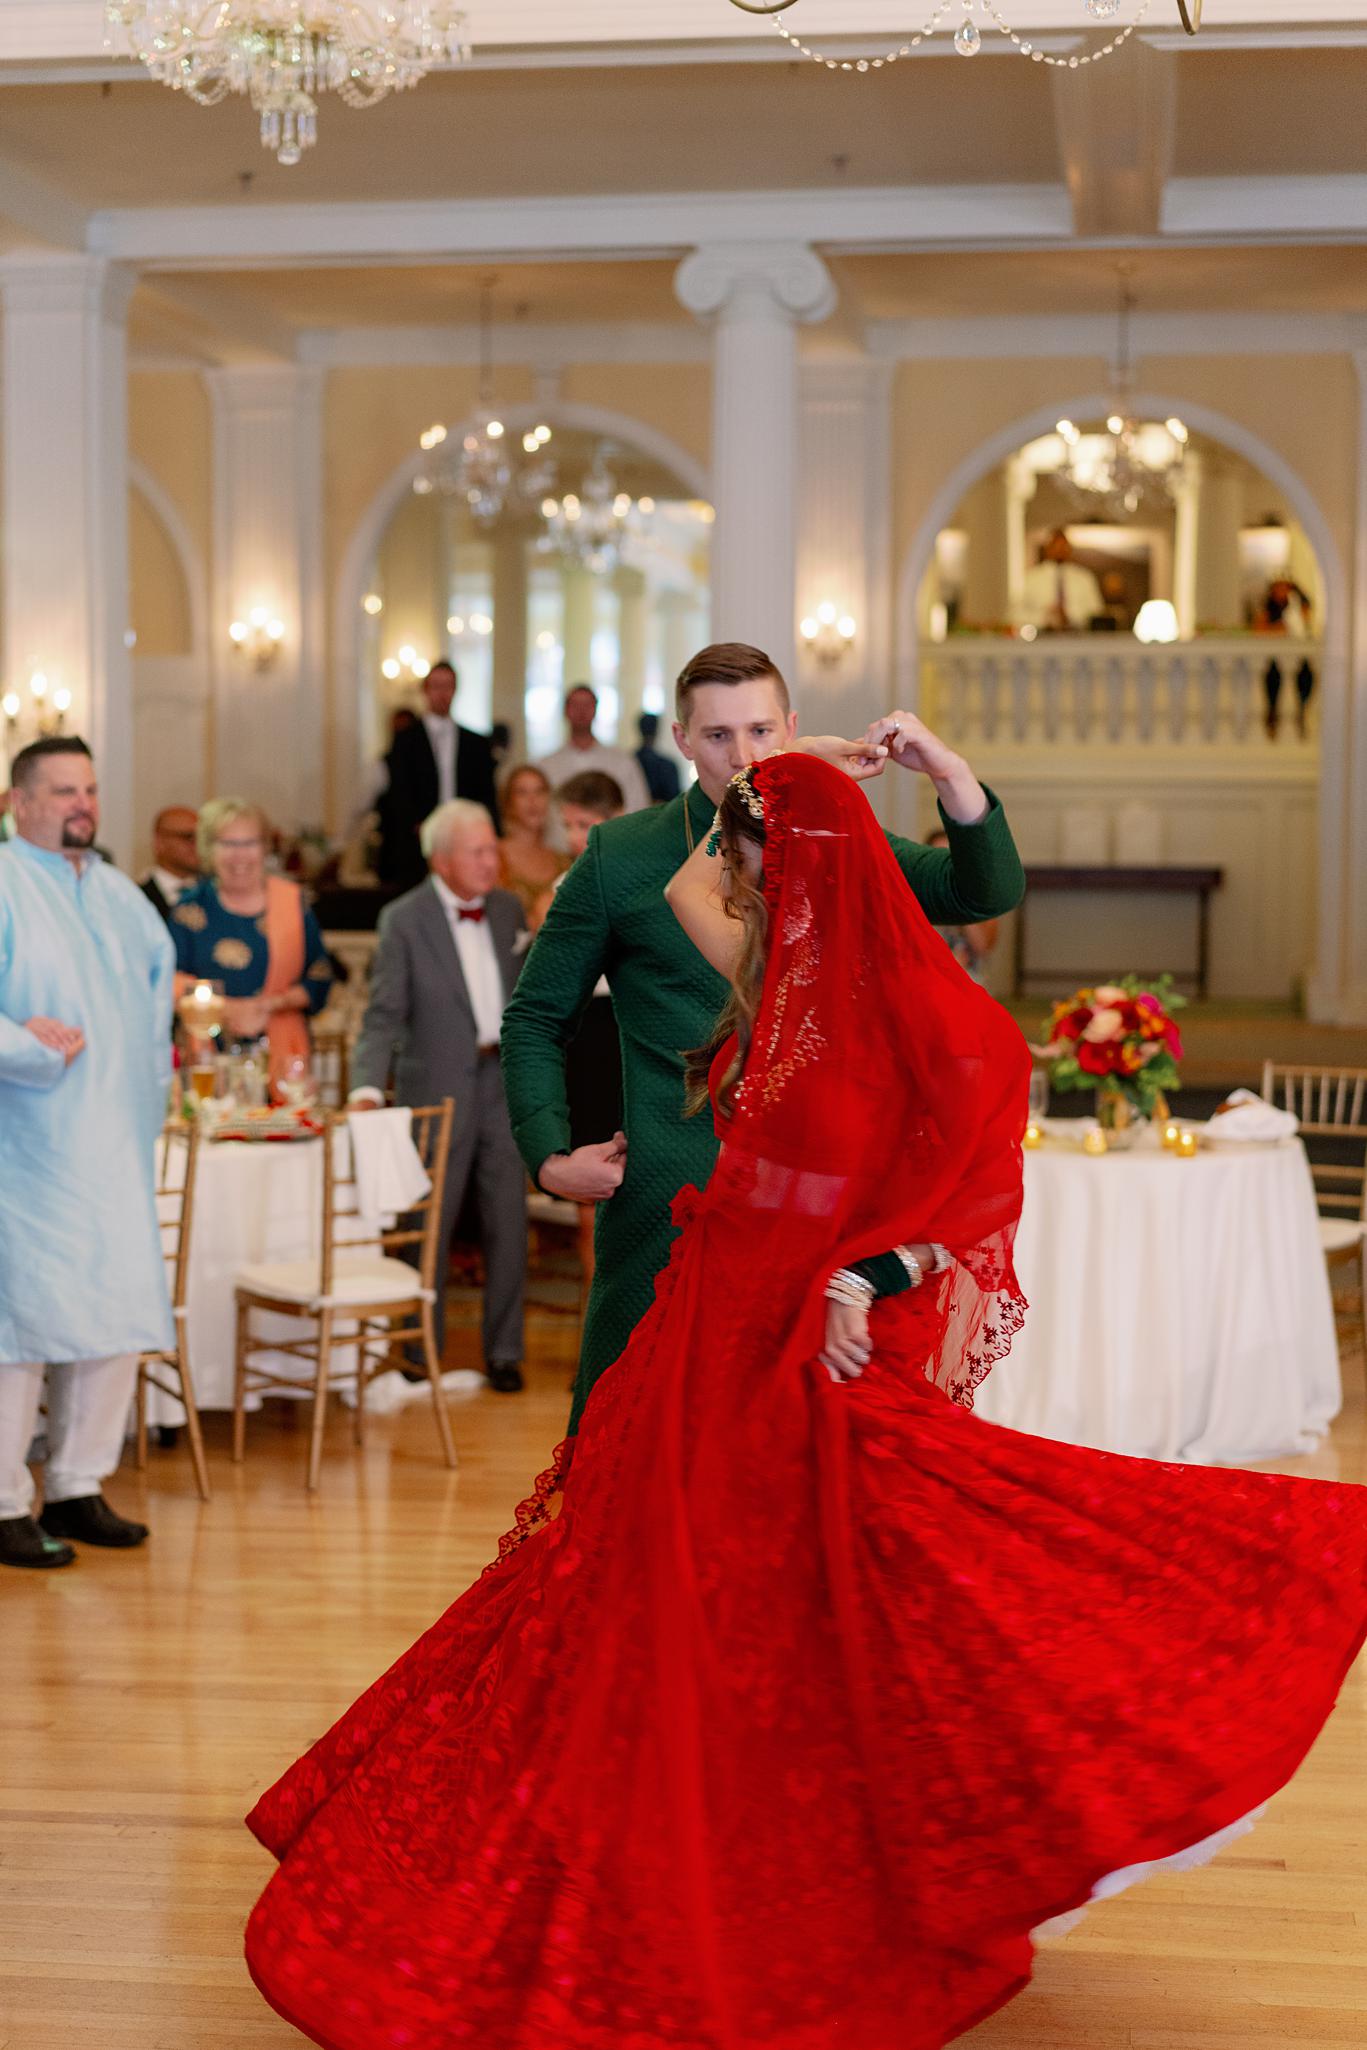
[1163,1120,1182,1151]
[1177,1130,1199,1158]
[1023,1122,1043,1150]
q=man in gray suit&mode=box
[350,799,528,1392]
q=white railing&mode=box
[921,636,1320,749]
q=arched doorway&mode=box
[334,404,711,817]
[894,394,1349,1020]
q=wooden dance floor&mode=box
[4,1310,1364,2050]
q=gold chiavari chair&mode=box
[1262,1061,1367,1359]
[232,1100,456,1490]
[136,1119,212,1502]
[310,1024,352,1109]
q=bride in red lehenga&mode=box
[246,753,1367,2050]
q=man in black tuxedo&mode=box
[139,806,200,921]
[376,662,500,889]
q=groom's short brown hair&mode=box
[675,643,791,725]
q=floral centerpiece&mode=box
[1042,975,1186,1128]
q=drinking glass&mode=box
[277,1055,316,1110]
[188,1063,216,1104]
[1028,1068,1050,1124]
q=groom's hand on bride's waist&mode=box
[539,1132,628,1202]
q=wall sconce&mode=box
[799,601,858,667]
[229,606,286,671]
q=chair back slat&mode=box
[320,1101,456,1281]
[155,1119,202,1312]
[1261,1061,1367,1222]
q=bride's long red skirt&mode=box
[245,1186,1367,2049]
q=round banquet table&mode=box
[149,1135,368,1426]
[972,1135,1342,1465]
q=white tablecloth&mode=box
[150,1137,366,1424]
[973,1137,1341,1465]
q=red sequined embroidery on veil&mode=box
[245,757,1367,2050]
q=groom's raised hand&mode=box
[539,1132,628,1203]
[862,712,989,826]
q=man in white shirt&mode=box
[350,800,528,1391]
[140,805,200,922]
[1016,528,1105,633]
[537,685,652,828]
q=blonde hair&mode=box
[198,797,267,869]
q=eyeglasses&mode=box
[216,837,264,852]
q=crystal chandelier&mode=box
[414,282,557,524]
[541,449,637,578]
[106,3,472,166]
[1052,273,1189,518]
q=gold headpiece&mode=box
[728,765,766,824]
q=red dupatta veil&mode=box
[706,749,1031,1408]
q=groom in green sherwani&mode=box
[501,642,1026,1432]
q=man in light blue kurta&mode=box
[0,737,175,1570]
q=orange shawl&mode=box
[262,876,311,1092]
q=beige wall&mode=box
[128,370,213,576]
[128,484,192,657]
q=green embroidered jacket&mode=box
[501,777,1026,1431]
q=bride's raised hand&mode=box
[790,734,888,783]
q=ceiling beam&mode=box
[865,311,1359,359]
[1051,41,1176,239]
[90,184,1077,268]
[1162,175,1367,236]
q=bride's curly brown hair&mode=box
[682,779,771,1122]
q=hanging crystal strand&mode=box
[1085,0,1121,17]
[954,0,982,57]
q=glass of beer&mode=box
[188,1063,217,1104]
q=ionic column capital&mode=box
[674,242,837,328]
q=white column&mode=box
[562,564,595,691]
[0,254,135,859]
[613,564,648,742]
[675,242,836,681]
[490,529,529,742]
[1340,341,1367,1021]
[206,366,324,832]
[1172,448,1203,639]
[794,361,893,760]
[1004,454,1036,620]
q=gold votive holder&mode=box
[1023,1122,1043,1150]
[1082,1128,1108,1157]
[1176,1130,1199,1159]
[1162,1120,1182,1151]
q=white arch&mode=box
[128,457,209,663]
[893,391,1351,1021]
[332,401,710,815]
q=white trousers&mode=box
[0,1354,139,1519]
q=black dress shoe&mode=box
[0,1514,76,1570]
[485,1361,525,1394]
[39,1495,149,1549]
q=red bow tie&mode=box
[457,906,485,923]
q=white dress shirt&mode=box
[146,865,191,907]
[431,873,505,1046]
[424,713,459,806]
[537,741,651,818]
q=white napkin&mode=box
[1205,1089,1299,1142]
[346,1106,432,1217]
